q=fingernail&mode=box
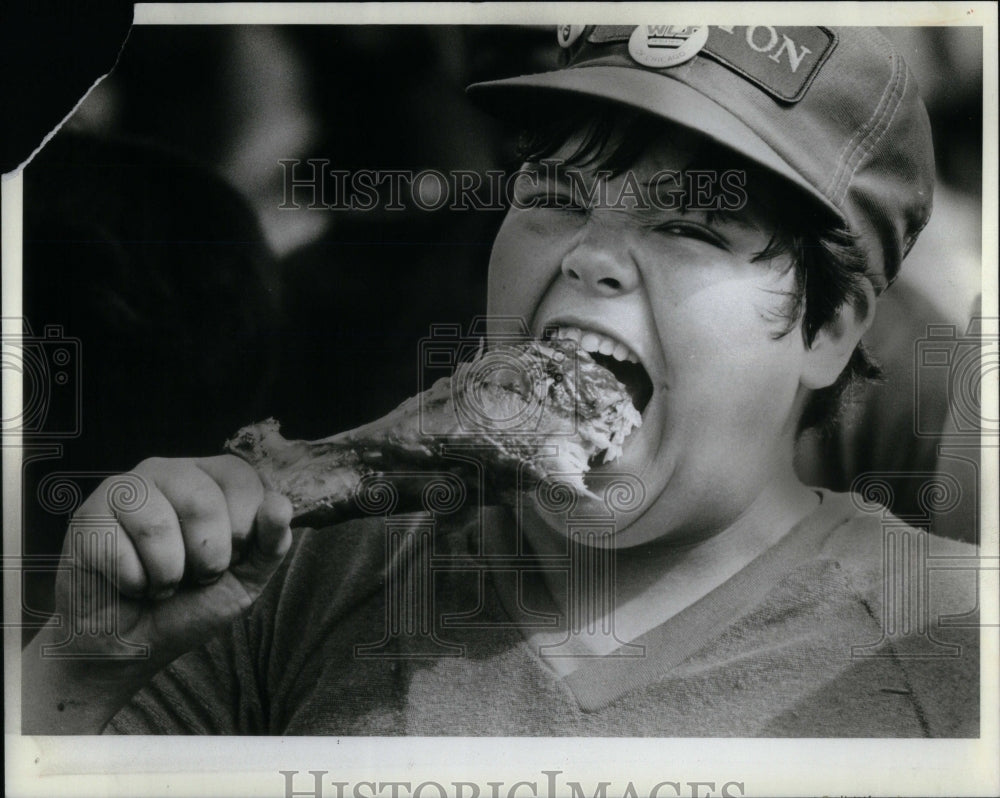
[152,587,175,601]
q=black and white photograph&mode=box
[3,3,998,797]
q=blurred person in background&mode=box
[21,130,281,628]
[63,25,555,437]
[794,26,983,542]
[19,25,547,628]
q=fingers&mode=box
[140,459,233,586]
[194,455,264,557]
[70,455,285,601]
[70,481,150,598]
[230,491,293,597]
[255,491,294,558]
[116,483,188,598]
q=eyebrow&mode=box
[639,169,768,233]
[522,162,770,234]
[640,181,766,233]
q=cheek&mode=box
[486,211,571,320]
[656,275,806,417]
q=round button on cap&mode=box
[628,25,709,68]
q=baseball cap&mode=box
[468,26,935,291]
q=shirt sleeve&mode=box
[104,614,266,734]
[103,525,319,734]
[102,516,402,734]
[821,511,982,737]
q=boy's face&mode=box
[487,123,815,547]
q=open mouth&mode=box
[544,325,654,415]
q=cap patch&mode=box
[628,26,709,68]
[587,26,635,44]
[583,25,836,103]
[701,27,836,102]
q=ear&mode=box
[800,278,877,390]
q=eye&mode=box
[511,176,585,213]
[526,190,586,213]
[655,221,728,249]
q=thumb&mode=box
[230,490,293,597]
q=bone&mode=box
[225,340,641,527]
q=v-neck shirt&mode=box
[106,491,980,736]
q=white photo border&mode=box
[4,3,998,797]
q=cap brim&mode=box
[468,66,842,220]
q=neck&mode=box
[516,470,820,667]
[622,470,819,565]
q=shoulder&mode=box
[815,490,980,613]
[812,491,981,736]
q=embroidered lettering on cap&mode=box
[703,27,837,102]
[628,26,709,69]
[557,25,585,49]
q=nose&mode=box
[560,227,640,296]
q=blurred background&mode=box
[18,26,984,625]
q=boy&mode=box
[22,25,979,736]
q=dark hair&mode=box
[516,104,882,433]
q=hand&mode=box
[53,454,293,665]
[22,454,292,734]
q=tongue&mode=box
[590,353,653,413]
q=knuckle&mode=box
[221,454,264,488]
[174,479,226,520]
[128,520,180,559]
[113,548,139,577]
[135,456,167,473]
[113,565,147,596]
[189,534,230,570]
[74,475,124,519]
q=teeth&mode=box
[549,325,640,364]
